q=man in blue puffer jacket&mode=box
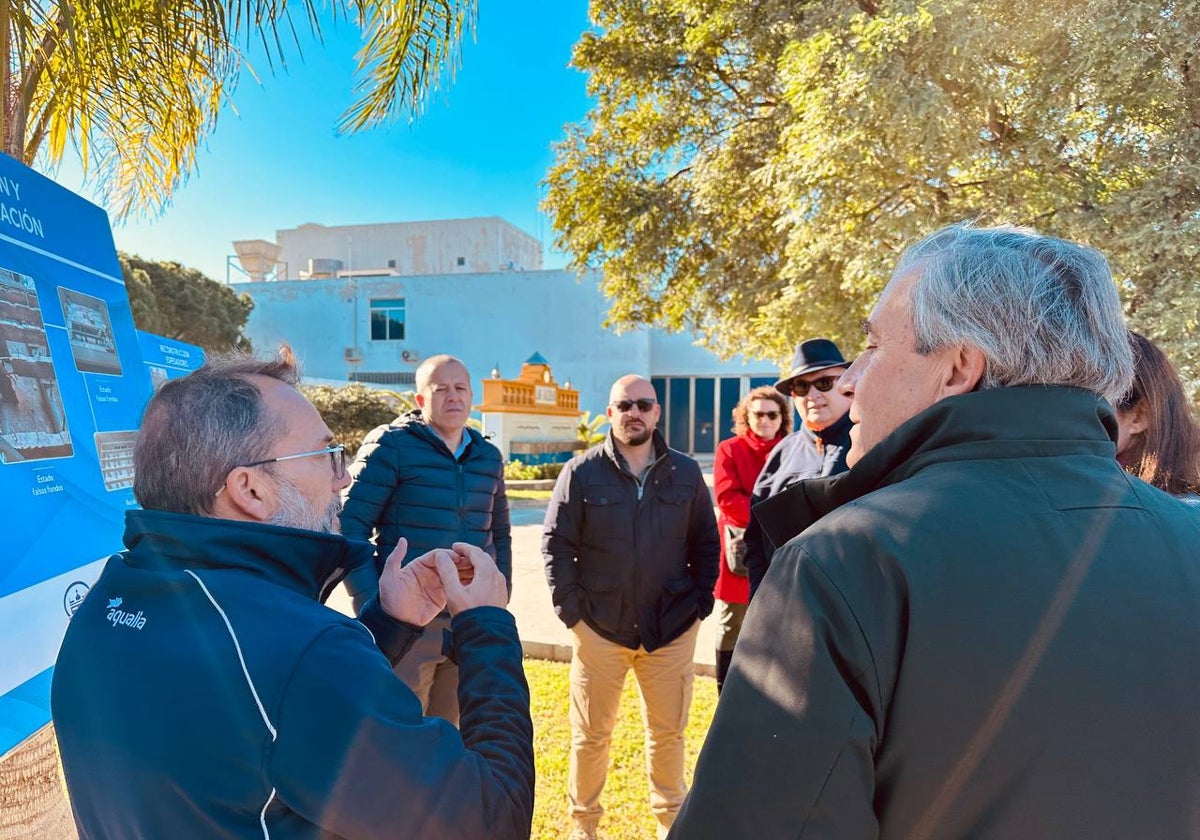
[340,354,510,726]
[51,349,533,839]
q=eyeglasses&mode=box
[787,375,839,397]
[611,398,657,413]
[214,444,347,498]
[241,444,347,479]
[751,410,781,420]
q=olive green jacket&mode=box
[674,386,1200,839]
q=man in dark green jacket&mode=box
[52,350,534,839]
[672,223,1200,839]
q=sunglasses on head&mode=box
[751,410,781,420]
[611,398,657,413]
[788,375,839,397]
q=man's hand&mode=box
[378,537,449,626]
[434,543,509,615]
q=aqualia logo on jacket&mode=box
[105,597,147,630]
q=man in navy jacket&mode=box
[341,354,510,726]
[52,349,534,839]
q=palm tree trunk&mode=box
[0,725,76,840]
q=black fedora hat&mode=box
[774,338,850,393]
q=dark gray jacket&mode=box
[340,413,511,604]
[542,430,720,651]
[672,386,1200,839]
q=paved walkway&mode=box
[326,476,721,676]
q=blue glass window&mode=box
[370,298,406,341]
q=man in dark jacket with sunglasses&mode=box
[543,374,719,840]
[743,338,854,596]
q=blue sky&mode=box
[53,1,593,283]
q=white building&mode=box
[230,221,782,456]
[232,217,542,283]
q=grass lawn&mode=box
[527,658,718,840]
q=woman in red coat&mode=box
[712,385,790,692]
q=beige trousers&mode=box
[394,613,459,726]
[568,619,699,838]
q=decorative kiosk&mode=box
[477,352,584,464]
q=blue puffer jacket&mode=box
[51,510,534,840]
[340,414,511,604]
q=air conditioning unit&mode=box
[343,347,363,363]
[401,349,420,363]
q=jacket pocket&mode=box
[582,486,626,537]
[654,484,692,540]
[647,574,699,644]
[579,574,625,637]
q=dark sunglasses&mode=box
[751,410,781,420]
[611,398,657,413]
[788,375,839,397]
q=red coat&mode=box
[712,430,782,603]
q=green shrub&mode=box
[536,462,565,481]
[505,460,567,481]
[505,460,540,481]
[299,383,416,458]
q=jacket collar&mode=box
[123,509,376,603]
[399,411,482,459]
[741,429,783,455]
[755,386,1118,549]
[809,409,853,448]
[603,428,670,475]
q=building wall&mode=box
[275,217,543,279]
[238,269,779,453]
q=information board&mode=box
[0,154,203,758]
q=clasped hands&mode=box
[378,538,508,627]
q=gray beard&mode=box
[268,476,343,534]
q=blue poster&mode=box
[0,154,203,758]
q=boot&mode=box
[715,649,734,694]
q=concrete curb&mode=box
[506,479,557,490]
[520,639,716,678]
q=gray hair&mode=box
[133,347,300,515]
[414,354,468,392]
[898,222,1133,403]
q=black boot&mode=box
[715,649,734,694]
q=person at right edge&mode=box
[743,337,854,597]
[1113,330,1200,506]
[669,222,1200,839]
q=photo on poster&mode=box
[57,287,123,376]
[148,365,168,391]
[94,430,137,492]
[0,267,72,463]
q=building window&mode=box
[370,298,405,341]
[456,256,466,267]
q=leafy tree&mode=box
[3,1,475,218]
[546,0,1200,394]
[120,253,254,351]
[299,383,415,457]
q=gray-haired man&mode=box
[672,223,1200,838]
[52,350,533,839]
